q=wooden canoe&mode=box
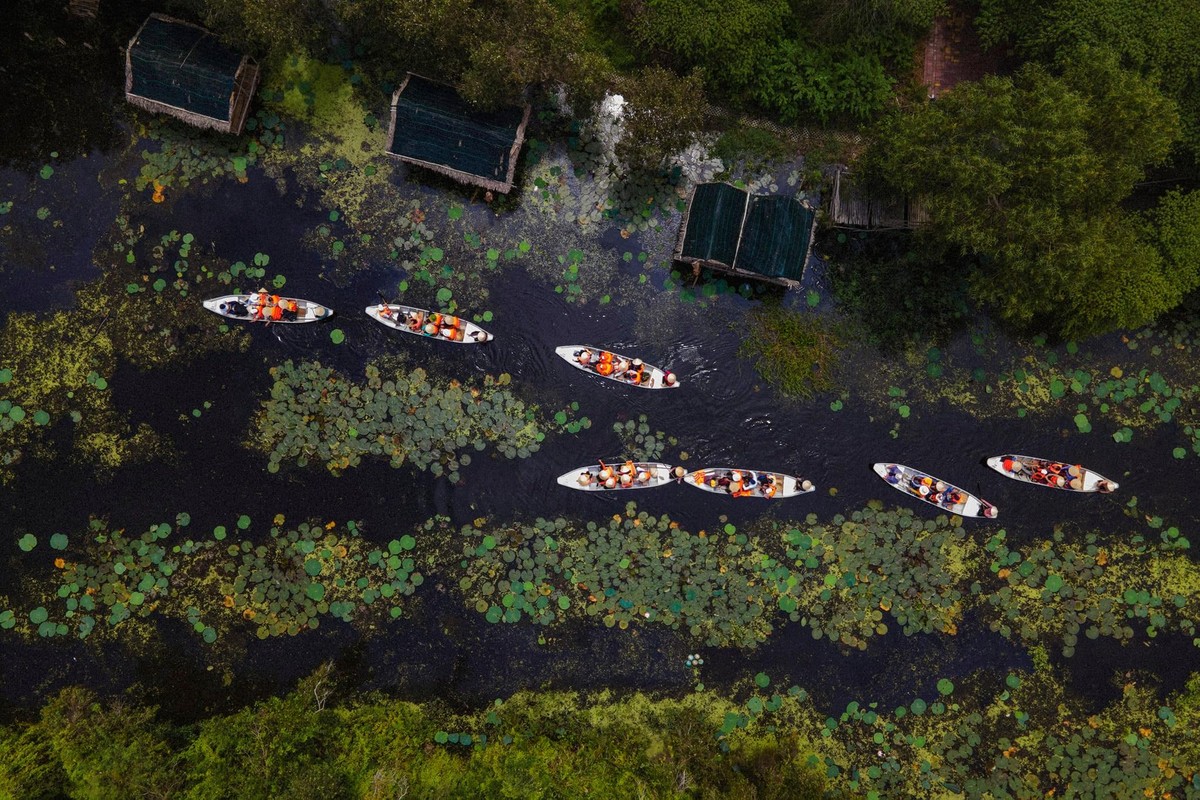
[365,304,493,343]
[203,294,332,323]
[683,468,813,499]
[555,346,679,389]
[557,462,675,491]
[873,463,998,518]
[986,455,1117,493]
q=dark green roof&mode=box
[677,184,815,283]
[127,15,242,123]
[734,196,815,281]
[678,183,747,266]
[387,74,529,192]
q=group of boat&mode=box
[557,462,815,499]
[873,456,1118,518]
[206,293,1120,514]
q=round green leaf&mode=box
[17,534,37,552]
[49,533,68,550]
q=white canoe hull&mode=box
[558,462,675,490]
[986,455,1117,492]
[555,345,679,389]
[873,463,997,518]
[683,468,813,499]
[203,295,332,323]
[365,304,493,344]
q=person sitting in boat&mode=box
[637,468,652,484]
[663,371,678,387]
[268,302,284,322]
[220,300,250,317]
[672,466,687,483]
[603,475,618,489]
[470,330,489,343]
[981,503,998,518]
[596,358,615,376]
[424,322,439,336]
[759,476,777,498]
[575,349,593,366]
[282,299,299,321]
[1095,479,1115,493]
[405,311,423,331]
[620,472,633,487]
[884,465,902,484]
[800,479,814,492]
[577,471,595,487]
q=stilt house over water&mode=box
[386,73,531,194]
[125,14,261,135]
[674,183,816,288]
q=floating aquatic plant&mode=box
[251,360,547,479]
[6,513,422,644]
[612,414,676,461]
[978,528,1200,657]
[456,504,777,648]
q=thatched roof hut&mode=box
[386,74,531,194]
[125,14,260,135]
[674,183,816,288]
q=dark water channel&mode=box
[2,139,1199,726]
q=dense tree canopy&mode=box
[866,52,1189,335]
[616,67,707,172]
[974,0,1200,157]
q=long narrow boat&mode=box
[873,463,998,518]
[203,294,332,323]
[683,467,813,499]
[557,461,675,490]
[365,304,493,343]
[555,345,679,389]
[986,454,1117,493]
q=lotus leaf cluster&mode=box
[253,360,545,478]
[768,504,978,648]
[978,528,1200,656]
[732,657,1200,798]
[202,518,422,639]
[612,414,675,461]
[8,514,421,645]
[456,506,776,647]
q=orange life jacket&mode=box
[597,362,613,376]
[270,305,283,320]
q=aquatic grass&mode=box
[251,360,548,479]
[739,303,842,399]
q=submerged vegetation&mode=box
[251,360,548,479]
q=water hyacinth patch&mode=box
[251,360,547,478]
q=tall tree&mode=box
[615,66,707,173]
[866,51,1184,335]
